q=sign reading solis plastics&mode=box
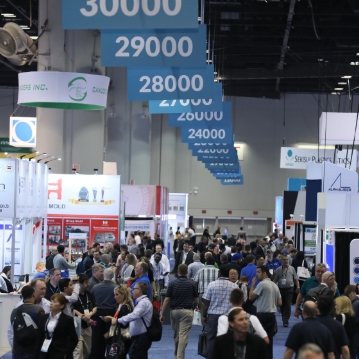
[0,159,16,217]
[127,65,215,100]
[62,0,198,29]
[101,25,206,67]
[18,72,110,110]
[150,83,223,114]
[48,174,120,217]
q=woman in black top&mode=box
[335,296,356,358]
[290,251,308,304]
[34,293,78,359]
[1,266,14,292]
[103,285,134,359]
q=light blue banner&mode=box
[63,0,198,29]
[206,162,240,171]
[213,172,242,178]
[220,176,244,185]
[128,65,215,100]
[101,25,206,67]
[149,83,223,114]
[187,142,234,150]
[198,155,238,163]
[169,101,231,128]
[192,147,237,157]
[182,127,234,144]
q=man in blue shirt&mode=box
[240,254,256,286]
[130,262,152,299]
[265,251,282,275]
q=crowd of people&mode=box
[4,227,359,359]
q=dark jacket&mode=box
[213,331,269,359]
[173,250,194,273]
[34,312,78,359]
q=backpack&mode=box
[304,286,327,304]
[141,307,162,342]
[13,306,39,346]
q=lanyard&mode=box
[281,266,288,279]
[78,293,89,310]
[49,284,60,295]
[45,313,60,339]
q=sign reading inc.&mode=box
[62,0,198,29]
[18,72,110,110]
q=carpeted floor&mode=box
[1,309,293,359]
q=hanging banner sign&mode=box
[206,162,240,171]
[169,101,231,127]
[9,118,37,148]
[213,172,242,178]
[101,25,206,67]
[280,147,357,170]
[192,147,237,156]
[220,176,244,185]
[187,142,234,150]
[182,127,234,144]
[0,159,16,217]
[18,72,110,110]
[127,65,214,100]
[149,83,223,114]
[62,0,198,29]
[198,156,237,163]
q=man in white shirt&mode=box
[217,288,269,344]
[135,231,142,246]
[150,245,170,289]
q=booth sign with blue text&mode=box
[9,117,36,148]
[101,25,206,67]
[62,0,198,29]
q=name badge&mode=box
[84,309,90,315]
[41,338,52,352]
[281,279,287,285]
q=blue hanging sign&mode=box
[206,162,240,171]
[220,176,244,185]
[187,141,234,150]
[182,127,234,144]
[198,156,237,163]
[128,65,215,100]
[213,172,242,178]
[192,147,237,157]
[169,101,231,128]
[63,0,198,29]
[149,83,223,114]
[101,25,206,67]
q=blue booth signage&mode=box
[187,141,234,150]
[182,127,233,144]
[220,176,244,185]
[206,162,240,171]
[192,147,237,156]
[101,25,206,67]
[198,156,237,163]
[169,101,231,127]
[149,83,223,114]
[63,0,198,29]
[128,65,215,100]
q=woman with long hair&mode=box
[103,285,134,359]
[1,266,14,292]
[121,254,137,284]
[34,293,78,359]
[336,296,356,358]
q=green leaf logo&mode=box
[68,77,87,102]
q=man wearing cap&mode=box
[221,253,243,276]
[265,250,282,276]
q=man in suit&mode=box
[213,308,268,359]
[172,242,194,273]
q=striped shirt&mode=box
[193,265,219,294]
[203,278,238,315]
[166,276,198,308]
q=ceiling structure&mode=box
[1,0,359,99]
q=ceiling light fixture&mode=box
[338,82,346,85]
[334,88,343,91]
[342,76,352,79]
[1,13,16,17]
[30,36,38,40]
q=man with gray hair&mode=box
[100,253,111,268]
[90,268,117,359]
[88,263,104,291]
[187,253,204,279]
[298,344,324,359]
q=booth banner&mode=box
[9,117,37,148]
[62,0,198,29]
[48,174,121,217]
[127,65,215,100]
[47,218,63,247]
[205,162,240,171]
[125,220,155,239]
[192,147,237,157]
[64,219,89,250]
[322,161,358,193]
[304,227,316,255]
[122,185,156,216]
[169,101,231,128]
[0,159,16,217]
[149,83,223,114]
[350,239,359,284]
[169,193,188,217]
[0,137,33,154]
[182,127,234,144]
[101,25,206,67]
[18,72,110,110]
[1,223,23,275]
[213,172,242,178]
[188,141,234,150]
[280,147,357,170]
[38,163,48,218]
[220,176,244,185]
[198,155,238,163]
[16,159,29,218]
[91,219,119,246]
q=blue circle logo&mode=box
[354,257,359,265]
[287,150,293,157]
[354,267,359,275]
[11,118,36,145]
[354,277,359,284]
